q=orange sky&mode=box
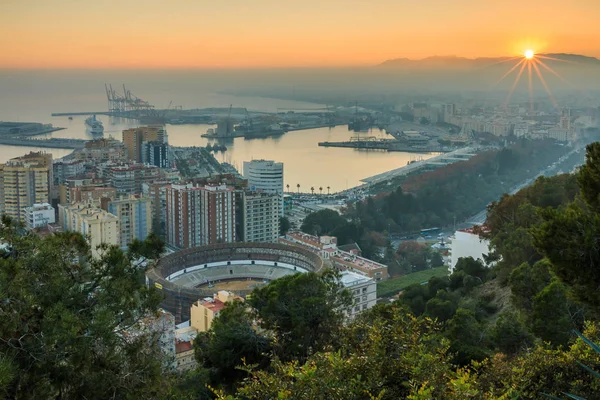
[2,0,600,69]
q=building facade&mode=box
[102,195,152,249]
[341,270,377,319]
[58,202,119,258]
[96,162,161,195]
[242,191,280,243]
[145,141,169,168]
[166,184,235,249]
[243,159,284,215]
[52,159,86,186]
[122,126,167,163]
[190,291,242,332]
[0,152,52,221]
[24,203,56,230]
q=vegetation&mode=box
[377,266,448,298]
[5,143,600,399]
[0,219,169,399]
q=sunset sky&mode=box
[2,0,600,69]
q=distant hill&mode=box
[377,53,600,69]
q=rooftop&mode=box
[332,251,387,272]
[198,297,227,313]
[339,270,373,287]
[175,340,194,354]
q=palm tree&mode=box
[319,186,323,196]
[296,184,300,194]
[286,184,290,193]
[327,186,331,195]
[311,187,315,195]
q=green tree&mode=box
[128,231,166,260]
[490,312,533,355]
[430,251,444,268]
[425,296,457,322]
[446,308,489,366]
[509,260,552,311]
[300,209,347,236]
[194,301,270,386]
[248,270,351,361]
[279,216,291,235]
[218,305,457,400]
[531,279,580,347]
[0,220,167,399]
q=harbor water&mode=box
[0,70,434,191]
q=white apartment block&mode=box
[243,191,280,243]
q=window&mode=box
[354,306,360,312]
[362,288,367,293]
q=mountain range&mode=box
[377,53,600,69]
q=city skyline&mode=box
[2,0,600,69]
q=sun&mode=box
[524,49,535,59]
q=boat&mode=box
[85,115,104,137]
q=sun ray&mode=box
[536,55,572,63]
[480,55,524,69]
[504,60,527,106]
[532,61,560,110]
[492,58,526,88]
[534,58,578,89]
[528,61,534,114]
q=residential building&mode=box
[123,309,176,371]
[280,231,388,280]
[101,195,152,249]
[75,138,126,163]
[0,152,52,221]
[143,181,170,238]
[58,202,119,258]
[166,184,235,249]
[144,141,169,168]
[52,159,85,185]
[341,271,377,319]
[24,203,55,230]
[190,291,242,332]
[242,191,280,243]
[69,184,117,205]
[96,162,161,195]
[243,159,284,215]
[547,128,573,142]
[122,125,167,162]
[175,341,196,372]
[448,227,491,272]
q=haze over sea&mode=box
[0,70,432,192]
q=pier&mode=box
[318,138,448,153]
[360,147,480,185]
[0,137,86,150]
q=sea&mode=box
[0,70,433,192]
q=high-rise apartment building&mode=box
[58,202,119,258]
[142,181,171,238]
[166,184,235,249]
[96,162,161,195]
[243,159,283,215]
[122,126,167,163]
[52,159,86,185]
[0,152,52,221]
[101,195,152,249]
[144,141,169,168]
[242,191,280,243]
